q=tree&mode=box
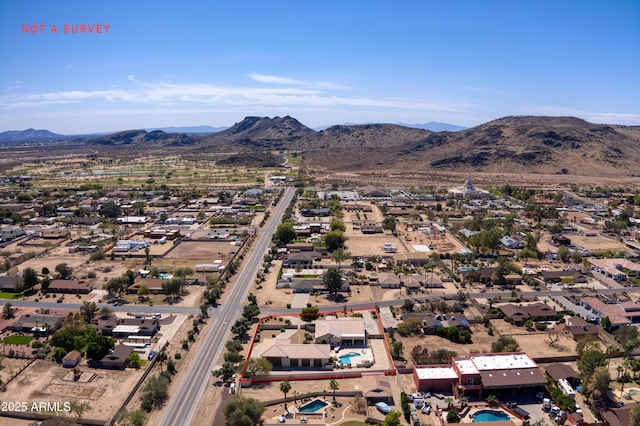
[382,216,397,233]
[382,411,401,426]
[141,374,169,408]
[275,222,296,245]
[126,352,143,368]
[22,267,38,289]
[331,248,350,270]
[121,409,147,426]
[329,220,346,232]
[557,245,570,263]
[79,301,98,324]
[329,379,339,401]
[223,397,264,426]
[55,263,73,279]
[391,341,403,360]
[397,317,423,336]
[245,358,272,379]
[105,276,128,296]
[231,318,250,338]
[85,334,114,361]
[162,277,183,301]
[301,305,320,322]
[2,302,15,319]
[601,316,612,331]
[226,340,243,353]
[577,348,607,380]
[280,380,292,412]
[491,335,520,353]
[324,230,347,252]
[323,268,343,298]
[99,306,114,320]
[212,361,236,382]
[242,304,261,321]
[589,367,611,408]
[446,410,460,423]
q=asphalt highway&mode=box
[159,186,296,426]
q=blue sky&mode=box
[1,0,639,133]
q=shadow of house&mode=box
[98,344,133,369]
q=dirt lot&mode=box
[3,359,143,422]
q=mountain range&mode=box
[3,116,639,177]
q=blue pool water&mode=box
[459,267,478,272]
[158,273,170,279]
[338,352,361,364]
[298,399,328,413]
[472,410,510,422]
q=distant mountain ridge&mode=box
[0,128,66,142]
[4,115,639,177]
[397,121,467,132]
[144,125,228,134]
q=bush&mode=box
[174,353,182,360]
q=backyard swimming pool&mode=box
[298,399,328,413]
[472,409,510,422]
[338,352,361,365]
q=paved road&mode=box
[160,186,296,426]
[4,299,201,315]
[260,286,628,316]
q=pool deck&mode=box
[334,346,375,368]
[458,405,521,425]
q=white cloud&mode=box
[0,76,468,116]
[532,105,640,125]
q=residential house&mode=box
[98,317,160,337]
[499,303,556,326]
[258,340,330,369]
[10,313,63,335]
[315,318,367,348]
[589,257,640,281]
[540,270,586,284]
[284,252,314,268]
[0,275,22,292]
[98,345,134,369]
[564,316,600,341]
[551,234,571,246]
[47,279,94,294]
[377,272,401,289]
[580,297,640,328]
[402,274,422,291]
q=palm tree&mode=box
[329,379,339,402]
[444,397,453,410]
[280,380,292,412]
[486,394,498,406]
[458,396,468,408]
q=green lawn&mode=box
[1,335,33,345]
[0,291,23,299]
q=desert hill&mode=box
[301,116,640,177]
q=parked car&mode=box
[148,350,157,361]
